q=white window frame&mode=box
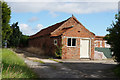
[67,38,77,47]
[100,41,102,47]
[54,39,57,45]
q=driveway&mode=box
[15,49,118,79]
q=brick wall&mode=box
[29,36,62,56]
[61,23,95,59]
[29,17,95,59]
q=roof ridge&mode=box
[30,17,70,39]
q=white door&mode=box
[80,39,90,58]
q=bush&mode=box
[105,12,120,63]
[19,35,29,47]
[55,45,62,59]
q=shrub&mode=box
[105,12,120,63]
[55,45,62,59]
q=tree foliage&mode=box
[19,35,29,47]
[1,1,12,46]
[105,12,120,63]
[55,45,62,59]
[8,22,22,47]
[0,1,29,48]
[8,22,29,47]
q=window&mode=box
[68,38,71,46]
[72,38,76,46]
[54,39,57,45]
[67,38,76,47]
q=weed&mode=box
[49,58,63,63]
[2,48,38,78]
[33,60,45,64]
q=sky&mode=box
[4,0,119,36]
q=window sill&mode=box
[67,46,77,47]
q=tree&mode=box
[19,35,29,47]
[105,12,120,63]
[8,22,22,47]
[0,2,2,48]
[0,1,12,47]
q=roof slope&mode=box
[30,15,95,39]
[95,36,105,40]
[30,18,69,39]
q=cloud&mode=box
[36,24,43,30]
[19,24,43,35]
[28,16,39,22]
[49,11,58,17]
[7,2,118,14]
[5,0,120,2]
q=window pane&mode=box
[72,38,76,46]
[68,38,71,46]
[54,39,57,45]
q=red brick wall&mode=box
[61,24,95,59]
[94,40,105,48]
[29,17,95,59]
[28,36,62,56]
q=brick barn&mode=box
[29,15,95,59]
[94,36,110,48]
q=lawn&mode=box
[1,48,38,78]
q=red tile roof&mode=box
[95,36,105,40]
[51,27,72,37]
[30,15,95,39]
[30,18,70,39]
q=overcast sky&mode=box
[4,0,119,36]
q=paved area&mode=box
[15,49,118,79]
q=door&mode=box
[80,39,90,58]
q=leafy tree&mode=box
[0,2,2,47]
[19,35,29,47]
[8,22,22,47]
[105,12,120,63]
[0,1,12,47]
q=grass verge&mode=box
[32,60,45,64]
[49,58,63,63]
[1,48,38,78]
[114,64,120,78]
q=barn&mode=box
[29,15,95,59]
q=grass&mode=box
[49,58,63,63]
[114,64,120,78]
[32,60,45,64]
[1,48,38,78]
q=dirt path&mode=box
[15,49,118,79]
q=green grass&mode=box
[114,64,120,78]
[33,60,45,64]
[1,48,38,78]
[49,58,63,63]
